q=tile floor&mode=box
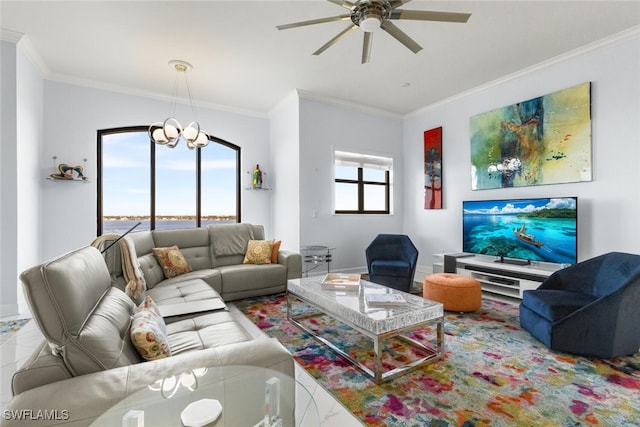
[0,311,364,426]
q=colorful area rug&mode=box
[0,319,30,344]
[233,294,640,426]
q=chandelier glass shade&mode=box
[149,60,210,150]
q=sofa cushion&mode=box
[131,253,162,289]
[243,240,273,265]
[130,297,171,361]
[153,245,193,279]
[152,228,212,271]
[166,311,252,354]
[218,264,287,297]
[19,246,142,376]
[208,223,255,259]
[146,277,222,305]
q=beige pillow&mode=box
[152,245,192,279]
[243,240,273,265]
[130,296,171,361]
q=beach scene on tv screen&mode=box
[463,197,577,264]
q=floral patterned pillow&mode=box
[130,297,171,361]
[243,240,273,265]
[152,245,193,279]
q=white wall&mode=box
[269,91,301,251]
[16,42,43,313]
[403,32,640,272]
[297,96,404,273]
[0,40,19,317]
[41,81,271,260]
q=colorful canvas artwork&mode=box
[470,82,592,190]
[424,127,442,209]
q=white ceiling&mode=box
[1,1,639,116]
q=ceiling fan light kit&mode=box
[277,0,470,64]
[149,60,211,150]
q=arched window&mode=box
[97,126,240,235]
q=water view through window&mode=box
[99,128,239,235]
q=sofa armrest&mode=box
[11,340,73,396]
[2,339,293,426]
[278,250,302,280]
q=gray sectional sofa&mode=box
[3,223,301,426]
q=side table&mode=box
[301,245,335,277]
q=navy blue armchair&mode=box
[520,252,640,358]
[365,234,418,293]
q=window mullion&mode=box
[385,170,390,213]
[358,167,364,212]
[150,138,156,230]
[196,147,202,228]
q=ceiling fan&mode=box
[277,0,471,64]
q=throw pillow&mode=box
[136,295,162,318]
[243,240,273,265]
[130,297,171,361]
[271,240,282,263]
[152,245,192,279]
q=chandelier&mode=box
[148,60,210,149]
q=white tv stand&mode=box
[451,255,561,300]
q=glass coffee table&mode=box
[287,277,444,384]
[91,365,319,426]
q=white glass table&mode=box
[91,365,319,427]
[287,277,444,384]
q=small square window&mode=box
[334,150,391,214]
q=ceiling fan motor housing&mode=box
[351,0,392,30]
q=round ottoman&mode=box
[423,273,481,312]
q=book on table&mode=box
[321,273,361,290]
[365,293,407,307]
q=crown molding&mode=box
[1,29,50,77]
[45,72,267,119]
[268,89,300,118]
[1,28,23,43]
[296,89,401,120]
[404,25,640,119]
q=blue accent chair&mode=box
[365,234,418,293]
[520,252,640,358]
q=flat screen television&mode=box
[462,197,577,265]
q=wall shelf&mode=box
[47,156,89,182]
[46,177,90,183]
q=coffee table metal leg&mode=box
[374,337,383,384]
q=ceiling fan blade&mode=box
[313,24,358,56]
[381,20,422,54]
[388,0,413,9]
[362,32,373,64]
[326,0,356,10]
[389,9,471,23]
[277,14,351,30]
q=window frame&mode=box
[97,126,241,235]
[334,150,391,215]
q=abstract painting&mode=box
[470,82,592,190]
[424,127,442,209]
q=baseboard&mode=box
[414,264,433,283]
[0,303,20,319]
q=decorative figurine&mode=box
[50,163,87,180]
[252,164,263,189]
